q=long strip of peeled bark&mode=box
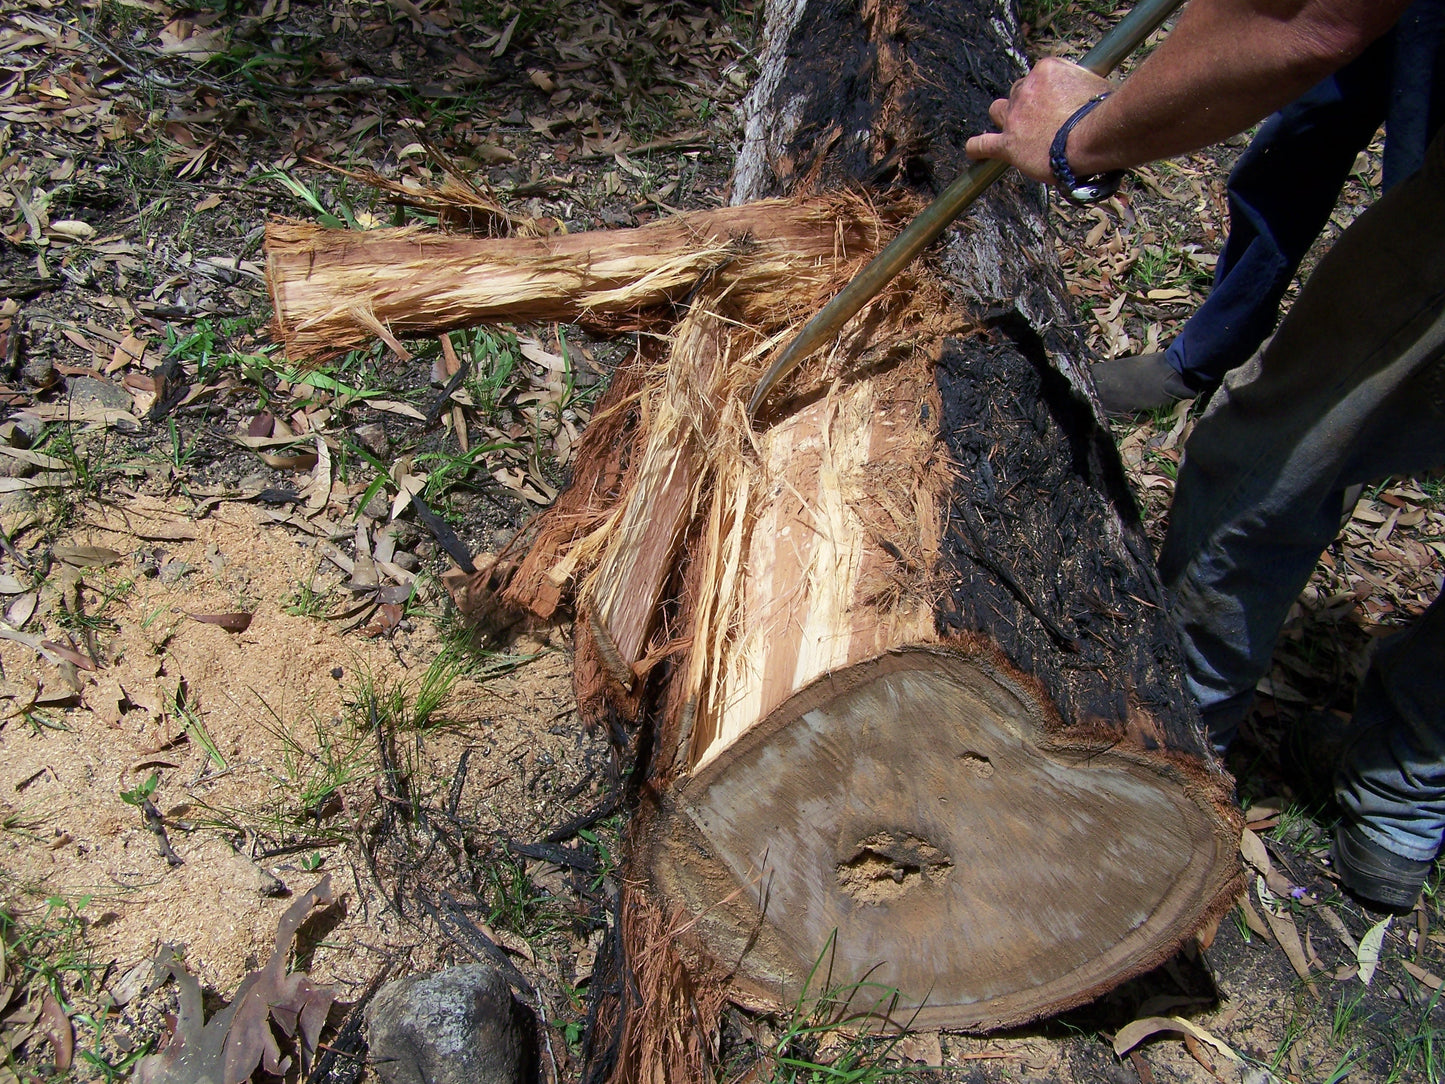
[265,197,900,361]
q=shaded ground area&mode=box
[0,1,1443,1083]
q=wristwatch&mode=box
[1049,94,1126,205]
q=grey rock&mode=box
[0,455,33,479]
[20,355,57,391]
[365,965,536,1084]
[0,491,37,520]
[362,491,391,521]
[0,419,38,448]
[67,376,132,410]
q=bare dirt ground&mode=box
[1,2,1444,1083]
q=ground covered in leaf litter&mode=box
[1,1,1443,1083]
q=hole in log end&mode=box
[956,751,995,778]
[837,831,953,903]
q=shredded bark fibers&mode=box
[305,158,523,237]
[501,233,954,750]
[265,194,906,363]
[933,320,1208,756]
[612,886,727,1084]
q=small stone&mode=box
[0,420,36,448]
[20,355,57,391]
[67,376,132,411]
[157,559,193,585]
[392,551,420,572]
[355,422,389,457]
[362,491,391,521]
[0,456,33,479]
[134,547,163,578]
[0,491,37,521]
[255,866,287,898]
[365,965,536,1084]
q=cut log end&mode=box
[647,647,1241,1031]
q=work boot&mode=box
[1332,823,1432,913]
[1091,352,1197,414]
[1280,711,1433,911]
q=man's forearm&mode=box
[966,0,1410,182]
[1068,0,1408,175]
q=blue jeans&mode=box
[1159,126,1445,862]
[1164,1,1445,392]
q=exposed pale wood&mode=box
[265,197,896,361]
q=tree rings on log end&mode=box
[646,647,1242,1031]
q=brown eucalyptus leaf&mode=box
[1403,960,1444,990]
[1113,1016,1242,1064]
[2,591,35,630]
[52,544,122,568]
[258,451,319,471]
[300,439,332,515]
[39,641,96,672]
[366,399,427,421]
[134,877,335,1084]
[187,612,253,633]
[38,994,72,1071]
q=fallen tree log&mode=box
[265,0,1245,1073]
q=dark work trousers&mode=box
[1160,126,1445,863]
[1164,0,1445,392]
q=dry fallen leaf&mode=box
[300,437,332,515]
[38,994,73,1071]
[1402,959,1443,990]
[1112,1015,1243,1065]
[187,612,254,633]
[39,639,96,671]
[366,399,427,421]
[135,877,336,1084]
[1357,915,1391,986]
[1256,876,1316,995]
[52,544,122,568]
[258,450,319,471]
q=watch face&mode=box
[1065,173,1124,205]
[1050,95,1123,205]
